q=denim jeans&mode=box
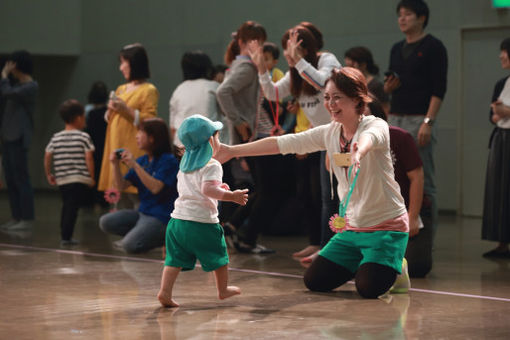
[99,210,167,253]
[388,114,439,238]
[2,138,34,220]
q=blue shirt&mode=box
[125,153,179,223]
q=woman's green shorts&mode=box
[319,230,409,274]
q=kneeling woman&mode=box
[217,67,408,298]
[100,118,179,253]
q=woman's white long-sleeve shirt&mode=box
[258,52,340,128]
[277,115,407,228]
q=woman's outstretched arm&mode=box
[215,137,280,164]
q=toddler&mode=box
[44,99,95,246]
[158,114,248,307]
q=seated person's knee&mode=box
[304,272,330,292]
[355,280,387,299]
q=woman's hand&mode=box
[119,149,136,168]
[247,40,266,74]
[286,29,304,64]
[235,122,252,142]
[350,142,361,175]
[109,150,120,165]
[383,74,400,94]
[283,48,296,68]
[1,61,15,79]
[108,97,130,115]
[214,143,234,164]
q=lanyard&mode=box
[338,165,360,217]
[267,86,280,130]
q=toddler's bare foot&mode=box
[300,250,319,268]
[293,245,320,258]
[218,286,241,300]
[158,290,180,307]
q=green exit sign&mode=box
[494,0,510,7]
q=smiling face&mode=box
[119,56,131,81]
[323,81,359,124]
[500,49,510,70]
[398,7,425,35]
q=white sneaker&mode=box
[390,258,410,294]
[8,220,34,230]
[0,219,20,230]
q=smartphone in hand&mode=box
[384,70,399,79]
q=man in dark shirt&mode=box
[385,0,447,239]
[0,51,38,230]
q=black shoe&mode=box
[483,249,510,258]
[60,239,79,247]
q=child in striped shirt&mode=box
[44,99,95,246]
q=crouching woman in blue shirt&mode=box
[99,118,179,253]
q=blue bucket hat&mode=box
[178,114,223,173]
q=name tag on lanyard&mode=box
[332,152,351,167]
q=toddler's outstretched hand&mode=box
[231,189,249,206]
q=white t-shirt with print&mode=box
[171,158,222,224]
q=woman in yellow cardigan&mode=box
[98,43,159,194]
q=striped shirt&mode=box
[45,130,95,186]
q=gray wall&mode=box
[1,0,510,215]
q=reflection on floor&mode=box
[0,191,509,339]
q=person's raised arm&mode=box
[288,31,340,90]
[247,40,292,101]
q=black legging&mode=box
[304,255,397,299]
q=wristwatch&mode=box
[423,117,434,126]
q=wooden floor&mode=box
[1,191,510,339]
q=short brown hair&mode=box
[326,67,372,115]
[224,21,267,65]
[59,99,84,123]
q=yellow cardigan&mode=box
[97,82,159,193]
